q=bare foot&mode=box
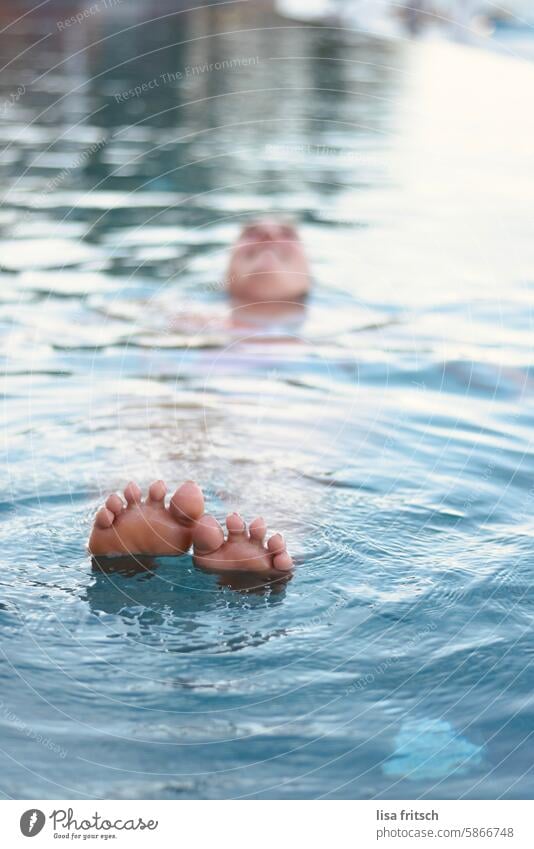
[88,480,204,556]
[192,512,293,575]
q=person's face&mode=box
[226,220,310,302]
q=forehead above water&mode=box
[239,215,299,232]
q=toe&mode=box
[273,551,293,571]
[267,532,285,555]
[147,479,167,505]
[169,480,205,525]
[226,512,247,537]
[95,507,114,529]
[105,493,124,516]
[124,481,142,505]
[192,514,225,554]
[249,516,267,544]
[268,533,293,572]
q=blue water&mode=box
[1,5,534,799]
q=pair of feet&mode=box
[88,480,293,575]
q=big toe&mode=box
[170,480,205,526]
[193,514,224,554]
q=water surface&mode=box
[1,4,534,799]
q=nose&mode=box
[254,224,280,242]
[242,220,296,244]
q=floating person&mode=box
[88,219,306,572]
[225,218,311,303]
[168,217,312,339]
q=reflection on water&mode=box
[1,2,534,799]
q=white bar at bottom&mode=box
[3,799,532,848]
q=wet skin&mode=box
[88,480,293,577]
[226,219,311,303]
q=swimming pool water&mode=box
[1,5,534,799]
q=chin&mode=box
[229,272,309,302]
